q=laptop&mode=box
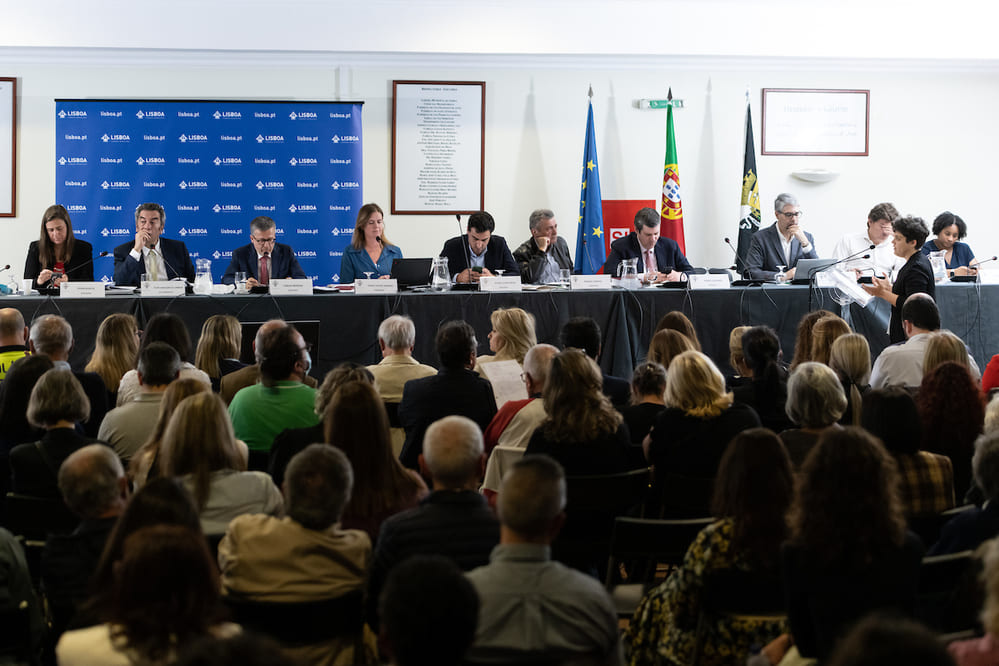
[390,258,434,289]
[791,258,839,284]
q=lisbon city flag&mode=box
[660,89,685,252]
[736,99,761,271]
[575,96,606,274]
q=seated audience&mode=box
[922,210,979,277]
[219,444,376,664]
[788,309,834,371]
[725,325,752,389]
[733,326,793,432]
[398,320,497,470]
[0,355,54,464]
[808,314,851,366]
[627,428,793,666]
[98,342,181,462]
[0,307,29,381]
[778,428,923,664]
[621,362,668,447]
[924,330,975,377]
[327,380,427,541]
[918,361,985,501]
[654,311,701,352]
[949,538,999,665]
[368,416,499,629]
[862,387,955,518]
[828,333,871,426]
[194,314,246,392]
[116,312,211,406]
[379,555,479,666]
[524,348,632,475]
[646,329,695,370]
[85,313,140,405]
[220,319,318,405]
[10,369,102,498]
[473,306,537,375]
[0,525,45,659]
[128,378,211,488]
[779,362,847,468]
[931,430,999,555]
[560,316,630,408]
[162,393,282,535]
[466,455,622,664]
[56,525,237,665]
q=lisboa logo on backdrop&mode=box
[100,180,131,190]
[330,181,360,190]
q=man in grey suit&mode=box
[745,193,818,281]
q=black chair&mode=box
[223,588,365,647]
[384,401,402,428]
[653,472,715,518]
[916,550,983,633]
[4,492,79,583]
[603,516,715,617]
[908,504,976,549]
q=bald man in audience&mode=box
[220,319,317,405]
[466,455,623,664]
[0,308,29,381]
[368,415,499,630]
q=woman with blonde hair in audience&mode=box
[85,313,140,404]
[780,362,848,468]
[525,348,632,474]
[726,325,753,389]
[474,307,537,375]
[621,362,668,447]
[194,314,246,392]
[129,378,212,488]
[160,392,282,535]
[325,379,426,541]
[789,309,834,371]
[828,334,871,426]
[654,311,701,352]
[923,330,971,377]
[645,351,761,514]
[647,329,695,371]
[809,315,851,366]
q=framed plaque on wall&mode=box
[0,77,15,217]
[762,88,869,156]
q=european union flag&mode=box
[575,99,605,274]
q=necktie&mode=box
[645,249,656,275]
[259,254,270,285]
[146,249,160,281]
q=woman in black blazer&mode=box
[24,205,94,290]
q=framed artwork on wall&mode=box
[762,88,869,156]
[0,77,16,217]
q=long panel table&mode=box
[5,282,996,380]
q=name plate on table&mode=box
[688,274,731,290]
[570,275,612,290]
[269,279,314,296]
[141,280,186,297]
[479,276,522,292]
[354,279,398,294]
[60,282,105,298]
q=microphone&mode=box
[724,237,748,277]
[456,214,473,283]
[822,244,875,273]
[974,256,998,268]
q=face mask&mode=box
[302,350,312,375]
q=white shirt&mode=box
[831,232,904,277]
[870,332,981,389]
[128,243,168,281]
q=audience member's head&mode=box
[630,361,667,403]
[789,310,833,370]
[654,311,701,352]
[785,362,847,429]
[86,313,140,394]
[130,378,211,485]
[741,325,784,383]
[27,368,90,428]
[825,614,955,666]
[542,348,622,444]
[647,328,695,370]
[560,316,602,360]
[861,387,923,455]
[140,312,194,363]
[917,360,984,459]
[436,320,477,371]
[829,333,871,426]
[665,351,732,418]
[284,444,354,531]
[728,325,752,377]
[256,324,308,386]
[0,354,55,442]
[486,307,537,364]
[378,315,417,353]
[923,330,970,377]
[137,341,181,388]
[0,307,28,345]
[379,555,479,666]
[901,292,940,334]
[497,455,566,542]
[28,313,73,359]
[194,315,242,380]
[521,343,558,396]
[421,415,484,490]
[973,431,999,504]
[58,444,127,519]
[314,361,375,417]
[809,315,851,366]
[174,633,290,666]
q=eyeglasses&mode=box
[251,235,277,245]
[779,211,802,219]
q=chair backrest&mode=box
[565,467,650,515]
[654,472,715,518]
[916,550,983,633]
[604,516,715,588]
[223,588,364,646]
[4,492,79,543]
[908,504,976,549]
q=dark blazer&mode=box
[602,232,693,276]
[73,370,109,438]
[513,236,574,283]
[9,428,103,498]
[24,239,94,290]
[398,368,497,469]
[745,223,818,280]
[112,237,196,286]
[220,242,306,284]
[890,252,935,344]
[439,234,518,276]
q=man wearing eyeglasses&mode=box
[830,202,906,279]
[221,216,307,287]
[745,193,817,281]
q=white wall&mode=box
[3,49,999,277]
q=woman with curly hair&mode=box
[474,307,537,375]
[646,328,695,371]
[778,427,923,664]
[627,428,793,666]
[524,348,631,475]
[654,311,701,352]
[85,313,140,403]
[918,360,985,501]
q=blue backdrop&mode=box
[55,100,363,283]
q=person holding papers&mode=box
[602,207,691,282]
[339,203,402,283]
[24,205,94,290]
[112,203,195,287]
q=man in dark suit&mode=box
[112,202,195,286]
[602,207,693,281]
[560,316,629,410]
[513,209,574,284]
[439,211,518,284]
[28,314,108,438]
[398,321,497,470]
[745,193,818,281]
[221,216,307,286]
